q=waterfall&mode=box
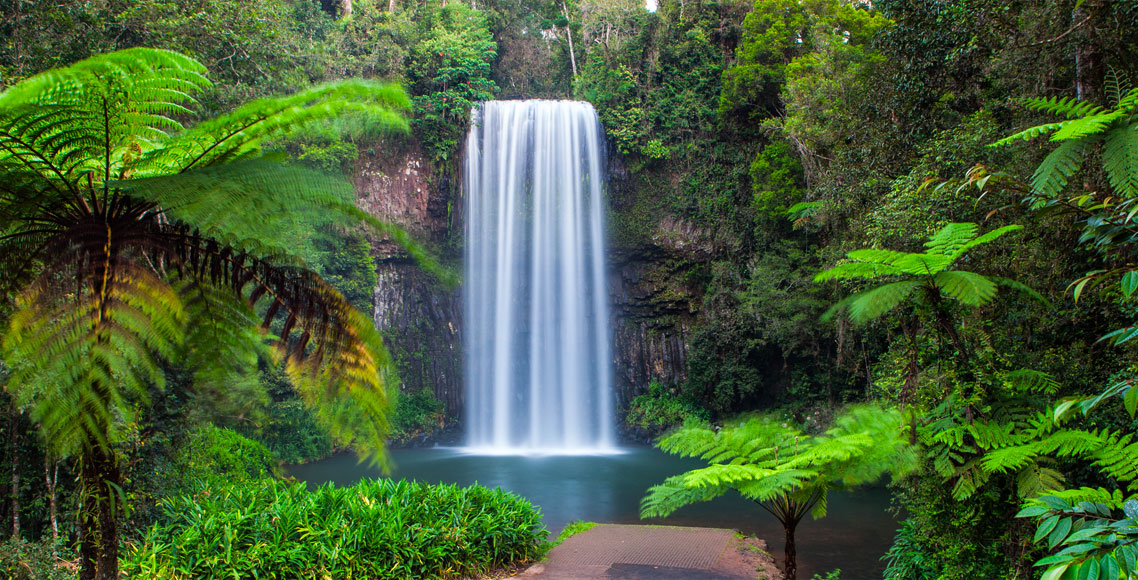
[464,100,616,453]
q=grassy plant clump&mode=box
[555,520,598,545]
[122,478,548,579]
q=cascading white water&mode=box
[464,100,616,454]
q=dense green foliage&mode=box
[122,478,547,579]
[4,0,1138,578]
[626,378,709,433]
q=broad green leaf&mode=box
[1048,517,1073,549]
[1075,557,1098,580]
[1037,514,1061,541]
[1124,500,1138,520]
[1017,505,1051,518]
[1121,271,1138,299]
[1040,563,1070,580]
[1100,556,1119,580]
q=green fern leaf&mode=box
[1103,124,1138,199]
[949,225,1024,261]
[933,270,998,306]
[924,222,978,256]
[845,281,922,324]
[1032,137,1096,199]
[1020,95,1101,119]
[1050,111,1125,142]
[991,122,1066,147]
[1006,369,1061,394]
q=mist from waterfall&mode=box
[463,100,616,454]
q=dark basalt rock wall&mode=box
[606,162,709,411]
[355,142,465,417]
[358,136,705,424]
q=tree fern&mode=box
[643,404,916,580]
[1031,138,1096,201]
[0,49,421,580]
[816,222,1037,325]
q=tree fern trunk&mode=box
[79,445,120,580]
[8,400,18,539]
[784,518,799,580]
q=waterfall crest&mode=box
[464,100,616,453]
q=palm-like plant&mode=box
[0,48,426,580]
[815,222,1043,404]
[815,222,1029,326]
[641,405,917,580]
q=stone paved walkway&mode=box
[513,524,777,580]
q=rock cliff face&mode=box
[357,137,706,426]
[607,171,709,410]
[354,143,465,417]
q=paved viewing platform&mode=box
[513,524,778,579]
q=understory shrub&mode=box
[627,379,710,432]
[0,538,74,580]
[122,478,548,579]
[249,398,335,464]
[390,388,447,444]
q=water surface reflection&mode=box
[288,447,896,579]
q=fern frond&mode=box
[1016,462,1066,499]
[989,276,1051,306]
[1006,369,1061,394]
[5,262,186,455]
[924,222,979,256]
[948,224,1023,260]
[1103,124,1138,199]
[933,270,998,306]
[980,443,1043,474]
[1105,68,1131,107]
[815,254,908,281]
[991,122,1066,147]
[844,281,922,324]
[155,80,411,174]
[1050,111,1125,142]
[1020,95,1103,119]
[951,460,991,501]
[1031,136,1096,199]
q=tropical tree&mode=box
[0,48,428,579]
[815,222,1043,405]
[641,404,918,580]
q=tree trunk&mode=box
[783,518,799,580]
[338,0,352,18]
[1073,1,1104,105]
[8,401,19,538]
[78,446,121,580]
[561,1,578,77]
[45,453,58,545]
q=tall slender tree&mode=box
[0,48,430,580]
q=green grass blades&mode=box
[121,477,548,579]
